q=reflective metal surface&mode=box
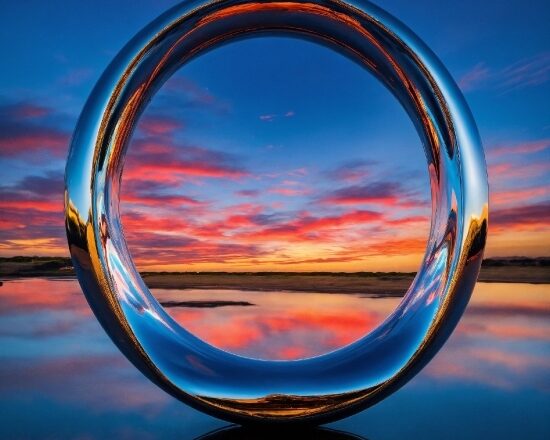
[65,0,488,424]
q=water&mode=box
[155,288,400,359]
[0,278,549,439]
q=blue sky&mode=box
[0,0,548,270]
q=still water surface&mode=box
[155,287,401,359]
[0,279,548,439]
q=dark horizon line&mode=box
[1,255,549,272]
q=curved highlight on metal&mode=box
[65,0,488,425]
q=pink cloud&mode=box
[490,186,548,206]
[123,193,204,208]
[236,189,260,198]
[0,172,68,255]
[325,159,373,183]
[0,101,69,159]
[458,62,491,91]
[488,138,550,158]
[138,115,183,136]
[0,129,68,158]
[125,139,249,181]
[268,187,311,197]
[240,209,383,243]
[7,102,51,118]
[318,181,412,207]
[491,201,550,231]
[489,161,550,184]
[499,51,550,90]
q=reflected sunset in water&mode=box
[1,278,548,438]
[155,288,400,359]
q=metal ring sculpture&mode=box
[65,0,488,425]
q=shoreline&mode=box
[1,268,548,294]
[1,257,548,291]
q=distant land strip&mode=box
[159,300,255,308]
[0,257,549,291]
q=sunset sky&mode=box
[1,0,549,271]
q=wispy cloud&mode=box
[0,171,63,213]
[487,138,550,158]
[1,101,51,118]
[259,111,295,122]
[268,187,310,197]
[58,67,95,87]
[236,189,260,198]
[161,76,231,114]
[458,63,491,91]
[490,201,550,231]
[490,187,548,207]
[489,161,550,183]
[259,114,276,122]
[317,181,412,206]
[138,115,183,136]
[459,52,550,92]
[0,101,69,159]
[0,172,65,248]
[125,138,249,182]
[324,159,374,183]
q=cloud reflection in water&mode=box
[0,279,548,438]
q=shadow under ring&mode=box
[65,0,488,425]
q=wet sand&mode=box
[477,266,549,284]
[142,266,550,295]
[142,272,415,295]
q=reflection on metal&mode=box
[65,0,488,425]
